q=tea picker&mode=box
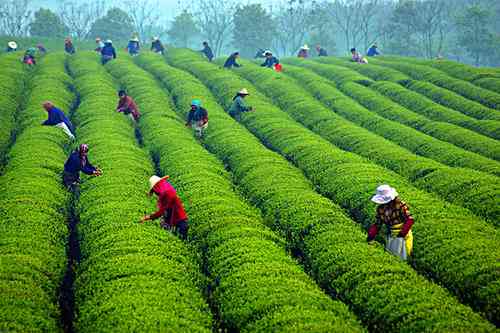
[367,185,414,260]
[63,144,102,190]
[141,175,189,240]
[41,101,75,140]
[186,99,208,138]
[116,90,141,122]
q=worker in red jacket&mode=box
[116,90,140,121]
[141,175,189,240]
[367,184,414,260]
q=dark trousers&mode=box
[161,219,188,240]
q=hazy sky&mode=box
[31,0,278,20]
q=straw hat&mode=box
[153,36,159,41]
[238,88,249,95]
[8,41,17,49]
[301,44,310,50]
[105,39,113,44]
[149,175,170,192]
[371,185,398,205]
[191,99,201,107]
[131,37,139,42]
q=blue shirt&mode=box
[43,107,74,133]
[127,41,140,54]
[101,44,116,58]
[367,46,379,56]
[64,151,96,175]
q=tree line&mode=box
[1,0,499,66]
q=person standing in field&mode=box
[261,51,279,68]
[367,44,380,57]
[101,40,116,65]
[116,90,140,122]
[229,88,254,121]
[41,101,75,140]
[95,37,104,52]
[127,36,140,56]
[186,99,208,138]
[200,41,214,61]
[316,44,328,56]
[297,44,310,58]
[63,144,102,190]
[141,175,189,240]
[6,41,17,52]
[64,37,75,55]
[224,52,242,68]
[23,48,37,66]
[351,48,368,64]
[151,37,165,54]
[36,43,47,54]
[367,185,414,261]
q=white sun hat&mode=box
[238,88,249,95]
[371,184,398,204]
[8,41,17,49]
[153,36,159,41]
[105,39,113,44]
[301,44,310,50]
[149,175,170,192]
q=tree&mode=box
[57,0,106,39]
[455,4,493,66]
[30,8,68,38]
[122,0,161,41]
[272,0,313,56]
[167,10,200,47]
[89,8,135,42]
[0,0,32,37]
[386,0,419,56]
[328,0,364,53]
[307,2,337,54]
[232,4,275,57]
[192,0,235,56]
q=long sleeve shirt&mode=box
[151,41,164,53]
[186,107,208,125]
[64,151,96,176]
[150,180,188,225]
[224,55,241,68]
[117,96,140,120]
[42,107,74,133]
[201,46,214,61]
[367,47,380,56]
[318,48,328,56]
[127,41,140,54]
[101,45,116,58]
[65,43,75,54]
[367,198,414,241]
[229,96,251,118]
[261,56,279,68]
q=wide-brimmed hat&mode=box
[105,39,112,44]
[8,41,17,49]
[191,99,201,107]
[263,50,272,56]
[301,44,309,50]
[371,184,398,204]
[149,175,170,192]
[131,37,139,42]
[238,88,249,95]
[153,36,159,41]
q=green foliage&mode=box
[89,8,134,42]
[272,63,499,225]
[372,59,500,110]
[167,10,200,48]
[232,4,275,58]
[0,53,74,332]
[66,53,212,332]
[106,55,364,332]
[288,59,500,159]
[0,53,26,169]
[29,8,68,38]
[154,49,497,330]
[404,80,500,121]
[473,77,500,95]
[0,36,97,54]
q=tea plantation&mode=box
[0,49,499,332]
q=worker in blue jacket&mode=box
[367,44,380,57]
[101,40,117,65]
[200,41,214,61]
[42,101,75,140]
[127,36,140,56]
[261,51,279,68]
[224,52,241,68]
[63,144,102,189]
